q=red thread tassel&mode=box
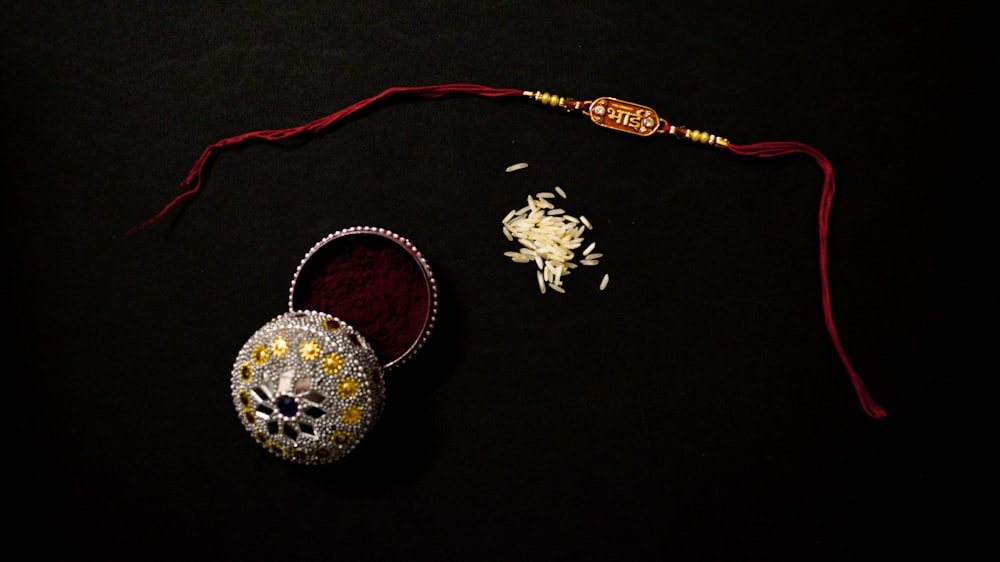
[728,141,887,419]
[125,83,524,237]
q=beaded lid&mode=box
[230,310,384,464]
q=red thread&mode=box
[728,141,887,419]
[128,82,885,418]
[125,83,524,237]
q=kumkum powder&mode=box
[290,227,437,369]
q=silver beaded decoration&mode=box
[230,310,385,464]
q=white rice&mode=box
[501,182,608,295]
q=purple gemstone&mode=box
[276,396,298,417]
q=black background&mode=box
[8,2,982,560]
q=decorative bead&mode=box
[271,337,289,356]
[341,406,363,424]
[321,352,344,375]
[331,430,353,446]
[540,93,551,104]
[337,376,359,397]
[300,340,321,361]
[276,395,298,417]
[252,345,269,365]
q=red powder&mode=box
[291,233,431,365]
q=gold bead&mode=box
[252,345,269,365]
[300,340,321,361]
[698,131,710,143]
[322,352,344,375]
[550,95,561,107]
[540,92,551,104]
[337,376,359,398]
[342,406,363,424]
[271,336,289,356]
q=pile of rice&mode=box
[501,163,609,294]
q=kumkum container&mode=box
[230,227,438,464]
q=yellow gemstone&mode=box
[331,430,353,446]
[269,442,285,456]
[324,318,342,331]
[252,345,269,365]
[291,449,308,462]
[314,447,332,460]
[244,409,257,424]
[322,352,344,375]
[240,363,253,382]
[238,389,251,407]
[341,406,363,424]
[300,340,321,361]
[271,337,289,356]
[337,376,359,397]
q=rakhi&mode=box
[131,83,886,463]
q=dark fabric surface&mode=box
[8,2,981,560]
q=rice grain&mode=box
[501,182,609,296]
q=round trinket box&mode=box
[230,227,438,464]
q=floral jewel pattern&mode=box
[231,311,385,464]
